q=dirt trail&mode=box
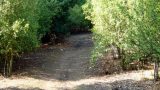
[0,34,157,90]
[42,34,93,81]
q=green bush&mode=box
[53,0,91,34]
[68,4,91,29]
[37,0,60,39]
[0,0,39,77]
[0,0,60,77]
[83,0,133,62]
[83,0,160,80]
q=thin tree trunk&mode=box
[8,50,13,77]
[120,49,126,70]
[3,50,13,77]
[3,55,7,76]
[154,60,159,82]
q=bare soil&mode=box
[0,34,158,90]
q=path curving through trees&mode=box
[0,34,157,90]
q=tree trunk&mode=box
[154,60,159,82]
[120,49,126,70]
[3,49,13,77]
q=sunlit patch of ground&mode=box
[0,70,154,90]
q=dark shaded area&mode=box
[40,0,92,45]
[11,47,60,75]
[75,80,153,90]
[52,0,91,33]
[70,30,92,35]
[0,57,4,75]
[41,32,56,44]
[41,32,66,44]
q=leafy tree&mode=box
[53,0,91,34]
[83,0,133,63]
[0,0,60,77]
[126,0,160,81]
[0,0,39,77]
[37,0,60,39]
[68,4,91,32]
[83,0,160,81]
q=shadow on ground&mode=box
[75,79,153,90]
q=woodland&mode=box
[0,0,160,89]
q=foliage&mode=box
[0,0,91,77]
[127,0,160,81]
[0,0,60,77]
[127,0,160,60]
[37,0,60,39]
[0,0,39,76]
[84,0,160,80]
[68,4,91,29]
[53,0,91,34]
[83,0,134,62]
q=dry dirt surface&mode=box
[0,34,158,90]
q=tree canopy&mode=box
[0,0,91,77]
[1,0,160,81]
[83,0,160,81]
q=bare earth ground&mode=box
[0,34,158,90]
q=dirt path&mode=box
[0,34,157,90]
[41,34,93,81]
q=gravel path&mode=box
[0,34,157,90]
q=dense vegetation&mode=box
[83,0,160,81]
[52,0,91,35]
[1,0,160,82]
[0,0,90,77]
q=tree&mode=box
[83,0,160,81]
[83,0,134,63]
[0,0,60,77]
[53,0,91,34]
[68,4,91,32]
[0,0,90,77]
[37,0,60,39]
[127,0,160,81]
[0,0,40,77]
